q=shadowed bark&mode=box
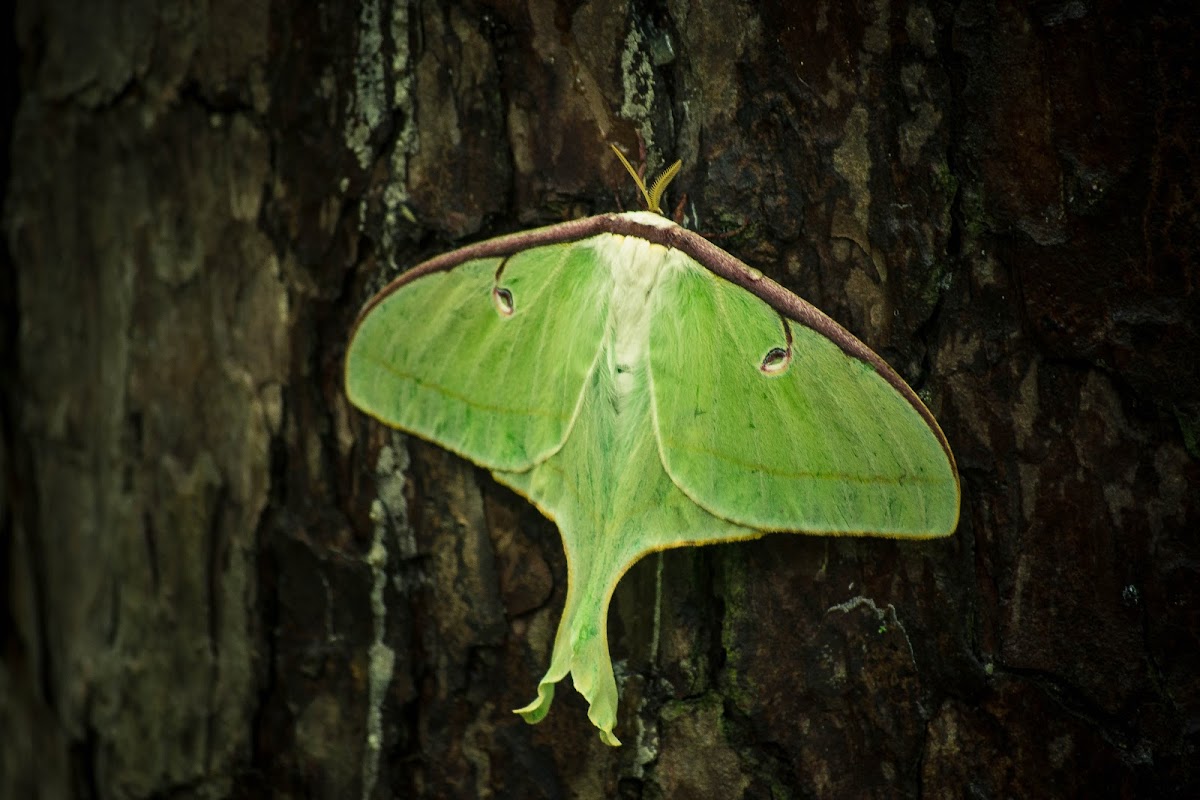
[2,1,1196,798]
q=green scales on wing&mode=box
[344,153,960,746]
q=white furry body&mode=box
[590,212,689,399]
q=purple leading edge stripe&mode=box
[351,213,957,472]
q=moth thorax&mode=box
[600,234,674,397]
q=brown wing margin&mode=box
[350,216,632,330]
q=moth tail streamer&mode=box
[512,554,624,746]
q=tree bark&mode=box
[2,1,1196,798]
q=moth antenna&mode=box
[648,161,682,215]
[610,144,653,212]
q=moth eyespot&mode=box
[492,287,515,317]
[760,346,790,375]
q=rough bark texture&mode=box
[2,1,1196,798]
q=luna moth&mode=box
[345,149,960,746]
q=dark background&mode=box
[2,1,1197,797]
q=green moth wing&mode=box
[648,240,959,537]
[345,210,960,748]
[345,238,612,471]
